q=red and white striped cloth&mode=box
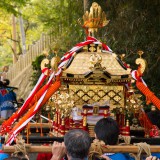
[0,68,49,134]
[17,68,49,115]
[6,72,55,145]
[131,70,147,86]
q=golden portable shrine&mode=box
[1,2,160,152]
[47,42,132,137]
[41,2,132,138]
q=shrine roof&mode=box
[62,51,131,76]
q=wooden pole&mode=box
[3,145,160,153]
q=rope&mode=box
[13,134,28,156]
[130,142,151,160]
[88,139,106,160]
[89,139,151,160]
[119,135,131,145]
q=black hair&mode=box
[3,79,10,86]
[64,129,91,159]
[94,117,119,145]
[0,81,4,87]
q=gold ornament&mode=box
[135,50,147,74]
[79,2,109,36]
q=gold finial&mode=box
[41,58,50,75]
[51,54,61,71]
[120,54,125,61]
[135,50,146,74]
[79,2,109,36]
[137,50,144,58]
[126,120,130,126]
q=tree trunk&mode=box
[12,15,18,63]
[83,0,89,13]
[19,12,26,55]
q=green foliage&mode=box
[32,0,85,51]
[0,0,30,15]
[31,51,55,86]
[103,0,160,97]
[0,46,12,68]
[31,54,45,86]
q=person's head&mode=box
[94,117,119,145]
[3,66,9,72]
[64,129,91,160]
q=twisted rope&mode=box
[130,142,151,160]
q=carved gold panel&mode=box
[69,85,124,106]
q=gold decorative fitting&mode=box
[45,105,50,111]
[83,45,88,52]
[89,44,96,52]
[135,50,147,74]
[93,105,99,115]
[126,119,130,126]
[151,105,156,111]
[89,53,105,71]
[79,2,109,36]
[120,54,125,61]
[52,91,74,118]
[137,50,144,58]
[131,78,135,84]
[127,86,135,93]
[51,55,61,71]
[41,58,49,75]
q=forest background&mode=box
[0,0,160,98]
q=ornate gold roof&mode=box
[62,51,130,76]
[61,44,131,85]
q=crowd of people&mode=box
[1,117,159,160]
[50,118,160,160]
[49,117,159,160]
